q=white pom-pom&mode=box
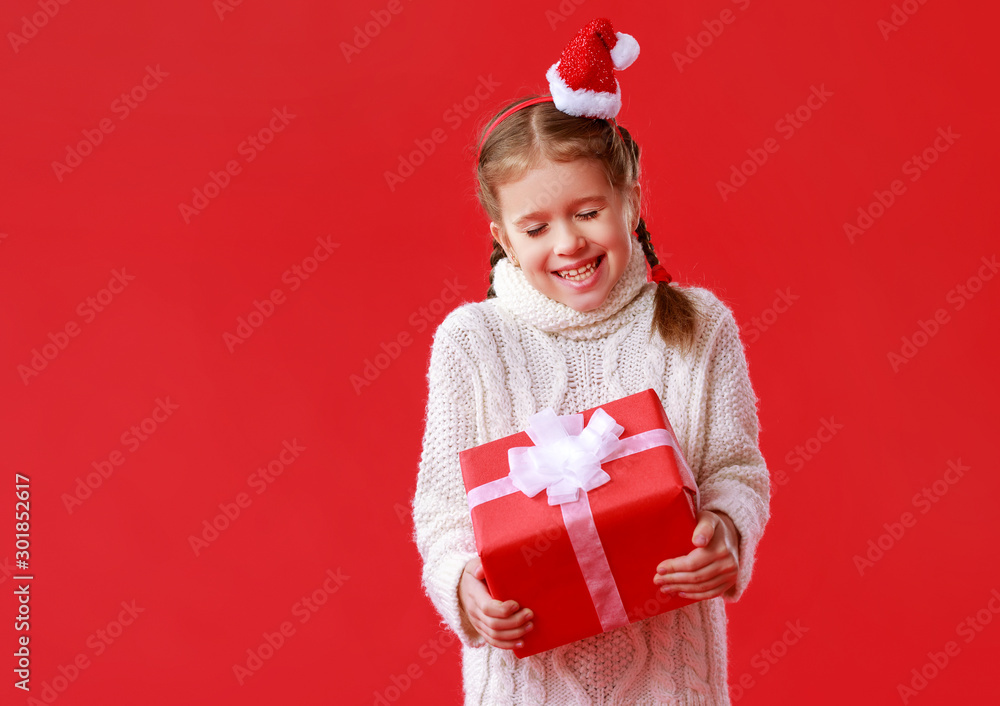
[610,32,640,71]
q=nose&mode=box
[552,220,586,255]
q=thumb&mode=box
[692,511,718,547]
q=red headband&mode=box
[476,96,625,164]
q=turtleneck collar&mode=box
[491,238,652,340]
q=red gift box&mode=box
[459,388,700,658]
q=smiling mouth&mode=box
[555,256,603,281]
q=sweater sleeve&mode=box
[695,305,771,602]
[410,319,487,649]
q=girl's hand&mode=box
[458,557,535,650]
[653,510,741,601]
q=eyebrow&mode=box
[512,195,609,226]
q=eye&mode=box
[578,210,600,221]
[525,225,546,237]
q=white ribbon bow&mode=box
[507,407,625,505]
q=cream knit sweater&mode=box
[411,240,770,705]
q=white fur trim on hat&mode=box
[546,61,622,119]
[609,32,639,71]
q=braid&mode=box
[615,123,698,352]
[486,238,507,299]
[634,216,698,354]
[634,216,660,269]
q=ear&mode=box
[490,222,516,263]
[627,182,642,233]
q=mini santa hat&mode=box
[545,17,640,120]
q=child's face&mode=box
[490,157,640,313]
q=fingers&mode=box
[460,558,536,649]
[482,629,531,650]
[691,510,719,548]
[470,599,534,649]
[671,575,736,601]
[658,570,736,596]
[657,547,738,581]
[657,526,732,575]
[654,559,730,587]
[480,599,532,628]
[654,552,738,601]
[481,616,534,645]
[657,545,719,576]
[654,523,739,597]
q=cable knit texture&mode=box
[411,241,770,705]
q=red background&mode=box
[2,1,998,704]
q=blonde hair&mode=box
[475,96,698,353]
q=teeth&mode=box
[557,259,599,281]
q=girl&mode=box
[412,18,770,705]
